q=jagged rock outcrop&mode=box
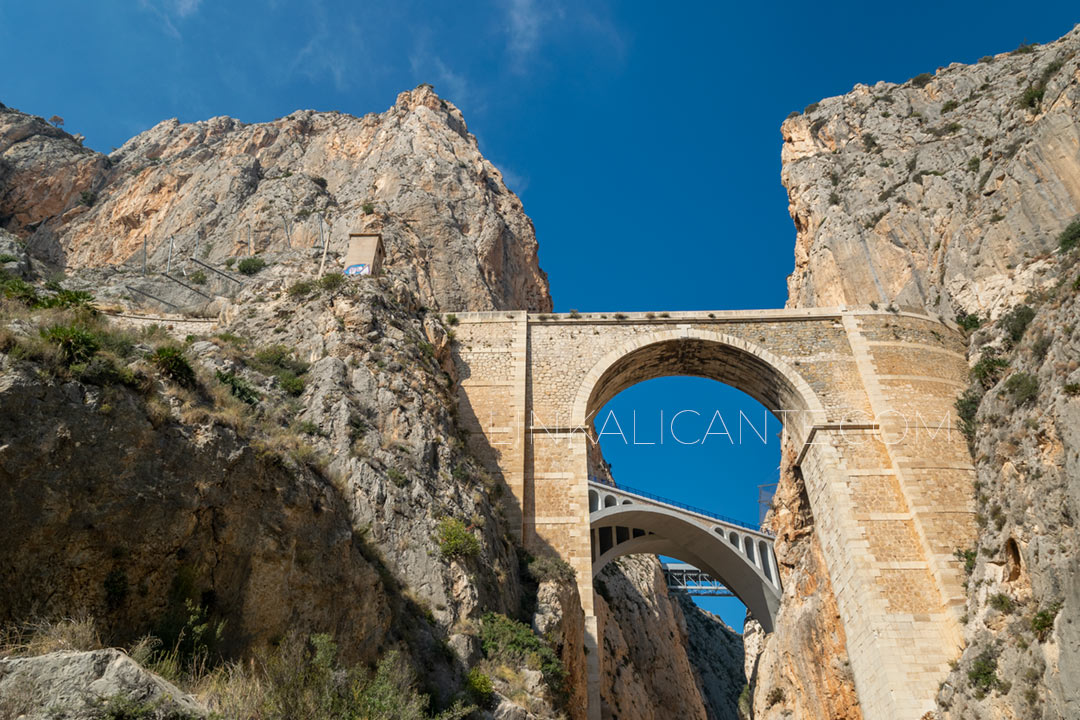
[782,26,1080,319]
[595,556,744,720]
[0,86,551,313]
[759,23,1080,720]
[0,649,207,719]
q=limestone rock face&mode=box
[782,26,1080,318]
[0,86,551,313]
[770,23,1080,720]
[745,449,860,720]
[595,555,744,720]
[0,262,532,711]
[0,649,207,719]
[0,106,105,240]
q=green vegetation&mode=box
[967,648,999,698]
[527,555,576,584]
[188,269,207,285]
[999,304,1036,345]
[910,72,933,88]
[1005,372,1039,404]
[1059,219,1080,252]
[215,370,260,405]
[765,687,785,707]
[1065,383,1080,397]
[252,344,309,397]
[362,202,376,215]
[317,272,345,292]
[955,389,981,445]
[955,547,977,575]
[79,190,96,207]
[288,280,316,298]
[436,518,480,559]
[41,323,99,365]
[955,312,982,332]
[941,99,959,113]
[464,668,495,709]
[967,157,981,173]
[804,102,819,114]
[237,257,267,275]
[829,192,840,206]
[1031,333,1052,362]
[0,254,17,264]
[989,593,1015,613]
[479,612,566,699]
[1019,85,1045,110]
[970,354,1008,388]
[296,420,324,437]
[862,133,878,152]
[386,467,408,487]
[149,346,196,388]
[1031,602,1062,641]
[1011,42,1037,55]
[444,313,459,326]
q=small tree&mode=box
[48,115,64,128]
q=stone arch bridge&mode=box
[451,307,976,720]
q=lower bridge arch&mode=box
[589,484,781,631]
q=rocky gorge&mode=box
[1,19,1079,720]
[0,86,741,718]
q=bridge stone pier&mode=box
[451,307,976,720]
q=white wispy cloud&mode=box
[505,0,544,70]
[138,0,202,39]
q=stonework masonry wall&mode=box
[452,307,976,720]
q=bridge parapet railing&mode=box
[588,477,774,537]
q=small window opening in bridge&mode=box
[594,376,782,633]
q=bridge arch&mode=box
[572,328,824,627]
[570,328,827,446]
[590,498,781,630]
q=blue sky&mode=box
[3,1,1076,629]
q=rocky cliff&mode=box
[0,85,551,313]
[758,24,1080,719]
[0,86,745,719]
[782,26,1080,318]
[595,556,745,720]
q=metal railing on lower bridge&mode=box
[588,475,772,535]
[660,562,734,597]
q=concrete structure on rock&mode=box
[451,307,977,720]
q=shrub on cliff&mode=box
[236,257,267,275]
[967,648,999,698]
[436,518,480,560]
[1059,219,1080,252]
[527,555,576,584]
[998,304,1036,346]
[910,72,933,88]
[149,346,196,388]
[479,612,566,699]
[41,323,99,366]
[1005,372,1039,404]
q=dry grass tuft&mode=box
[0,616,102,658]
